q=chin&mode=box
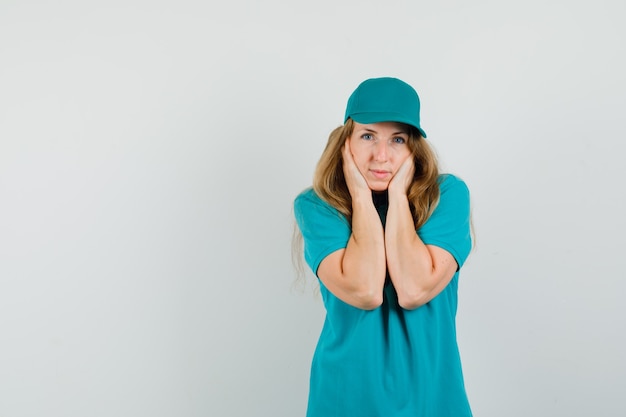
[368,182,390,192]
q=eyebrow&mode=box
[361,128,409,136]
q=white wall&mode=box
[1,1,624,416]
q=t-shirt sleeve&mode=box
[294,189,351,275]
[418,175,473,268]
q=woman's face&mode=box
[348,121,413,192]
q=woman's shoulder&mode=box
[294,187,349,229]
[437,173,469,194]
[436,174,470,207]
[294,187,336,212]
[294,187,319,205]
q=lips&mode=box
[370,169,390,179]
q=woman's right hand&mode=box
[342,140,371,199]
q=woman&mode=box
[293,77,473,416]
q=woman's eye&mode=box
[392,137,406,144]
[361,134,374,140]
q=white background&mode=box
[1,1,625,416]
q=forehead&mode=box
[353,121,411,134]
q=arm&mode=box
[317,142,386,310]
[385,158,458,310]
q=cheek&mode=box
[353,156,369,176]
[349,139,369,165]
[391,150,413,173]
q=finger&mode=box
[390,156,415,192]
[342,144,351,169]
[396,156,413,177]
[342,140,352,161]
[401,155,414,173]
[343,141,358,170]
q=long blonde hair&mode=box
[312,119,440,228]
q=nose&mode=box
[373,141,389,162]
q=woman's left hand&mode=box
[388,156,415,197]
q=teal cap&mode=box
[344,77,427,138]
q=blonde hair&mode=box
[291,120,442,288]
[313,119,440,228]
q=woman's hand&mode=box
[342,140,371,199]
[388,155,415,197]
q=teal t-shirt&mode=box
[293,174,473,417]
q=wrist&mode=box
[351,190,374,206]
[387,189,409,206]
[387,184,408,199]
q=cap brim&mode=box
[349,113,427,138]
